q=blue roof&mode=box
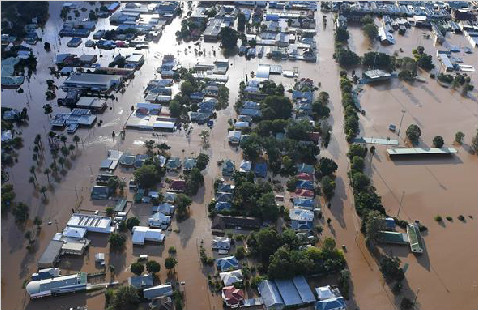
[316,297,346,310]
[216,256,239,271]
[385,217,396,229]
[297,163,314,175]
[215,202,232,211]
[293,276,316,303]
[265,14,280,21]
[240,108,262,117]
[129,274,154,289]
[293,91,314,103]
[258,280,284,309]
[296,180,314,190]
[275,279,303,306]
[242,101,260,109]
[293,198,315,209]
[254,163,268,178]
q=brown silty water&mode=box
[2,3,477,310]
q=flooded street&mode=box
[2,3,478,310]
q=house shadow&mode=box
[132,243,165,259]
[109,248,127,273]
[24,292,87,310]
[59,255,85,272]
[414,241,430,272]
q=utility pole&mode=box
[397,109,406,138]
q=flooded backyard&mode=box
[1,2,478,310]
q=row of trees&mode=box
[338,71,407,292]
[340,75,360,142]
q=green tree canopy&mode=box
[134,165,160,189]
[130,262,144,275]
[433,136,444,148]
[220,27,239,50]
[146,260,161,273]
[109,233,126,250]
[261,95,293,120]
[335,27,349,43]
[406,124,421,144]
[363,23,378,42]
[317,157,338,177]
[107,285,140,310]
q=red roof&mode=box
[295,189,315,197]
[308,132,320,142]
[296,173,314,181]
[170,180,186,191]
[222,286,245,306]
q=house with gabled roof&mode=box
[165,157,181,170]
[222,285,245,308]
[216,256,239,272]
[289,208,314,230]
[222,160,236,177]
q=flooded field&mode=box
[348,22,478,310]
[2,3,477,310]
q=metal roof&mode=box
[387,147,457,155]
[38,240,63,268]
[258,280,284,308]
[275,279,303,306]
[293,276,316,304]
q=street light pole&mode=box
[414,288,421,304]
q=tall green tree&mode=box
[220,27,238,51]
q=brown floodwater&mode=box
[2,3,477,310]
[346,21,478,310]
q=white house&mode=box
[132,226,165,245]
[148,212,171,229]
[220,269,243,286]
[212,237,231,251]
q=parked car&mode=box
[85,40,96,47]
[67,38,82,47]
[389,124,397,132]
[129,178,138,190]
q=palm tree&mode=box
[61,146,69,158]
[60,135,67,147]
[50,162,58,173]
[30,165,37,181]
[34,134,43,150]
[40,186,47,200]
[58,157,65,170]
[199,130,210,148]
[29,176,36,189]
[68,144,75,154]
[33,145,39,154]
[144,140,155,155]
[43,104,53,118]
[50,148,59,163]
[44,168,51,183]
[48,131,56,140]
[73,135,80,147]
